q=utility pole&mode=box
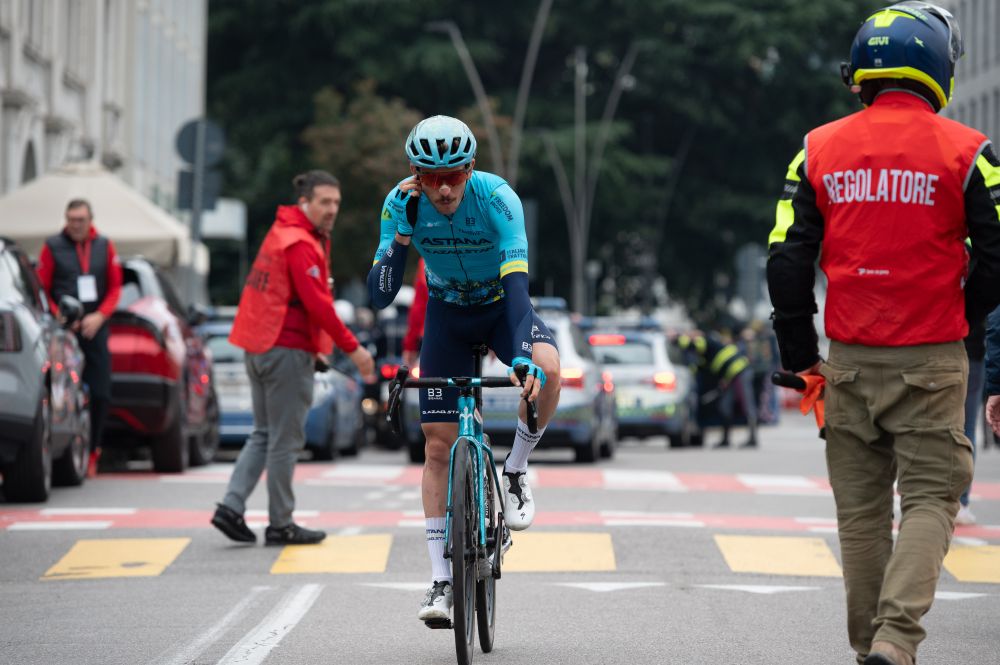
[542,43,642,313]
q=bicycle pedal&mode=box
[424,618,453,630]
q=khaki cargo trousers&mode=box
[820,341,973,664]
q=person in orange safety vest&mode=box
[212,170,374,547]
[766,4,1000,665]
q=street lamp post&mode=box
[425,20,505,176]
[426,0,553,185]
[541,43,643,313]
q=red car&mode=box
[105,258,219,472]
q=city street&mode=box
[1,413,998,665]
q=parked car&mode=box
[587,329,699,447]
[403,309,618,463]
[0,237,90,501]
[201,321,366,460]
[105,257,219,472]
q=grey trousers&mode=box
[222,346,314,527]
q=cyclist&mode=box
[367,115,561,624]
[767,4,1000,664]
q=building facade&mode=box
[0,0,206,208]
[941,0,1000,143]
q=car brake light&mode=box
[380,363,400,380]
[0,312,22,352]
[561,367,585,389]
[589,334,626,346]
[653,371,677,391]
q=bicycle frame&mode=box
[443,386,504,558]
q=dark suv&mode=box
[0,238,90,501]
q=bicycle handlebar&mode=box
[385,364,540,435]
[771,371,807,391]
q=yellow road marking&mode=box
[943,545,1000,584]
[503,532,616,572]
[270,535,392,574]
[42,538,190,580]
[714,535,842,578]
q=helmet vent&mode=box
[420,138,432,158]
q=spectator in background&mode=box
[211,170,375,547]
[678,331,758,448]
[37,199,122,477]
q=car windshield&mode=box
[207,335,244,364]
[591,341,654,365]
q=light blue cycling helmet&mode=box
[405,115,477,169]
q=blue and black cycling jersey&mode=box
[371,170,529,306]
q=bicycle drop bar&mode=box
[771,371,807,391]
[386,365,539,434]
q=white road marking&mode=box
[554,582,666,593]
[150,586,271,665]
[697,584,820,595]
[605,519,705,527]
[8,521,112,530]
[953,536,988,547]
[361,582,429,591]
[934,591,989,601]
[337,527,363,536]
[322,465,401,479]
[216,584,324,665]
[40,508,137,516]
[603,469,687,491]
[245,510,318,518]
[160,476,226,484]
[738,474,817,488]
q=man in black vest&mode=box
[37,199,123,476]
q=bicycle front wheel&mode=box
[476,443,498,653]
[450,437,477,665]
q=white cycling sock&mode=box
[426,517,451,583]
[505,419,546,472]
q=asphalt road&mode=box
[1,413,998,665]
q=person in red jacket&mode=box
[402,257,428,368]
[37,199,123,477]
[767,4,1000,664]
[211,170,375,546]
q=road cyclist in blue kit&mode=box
[367,115,561,626]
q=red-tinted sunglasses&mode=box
[417,168,470,189]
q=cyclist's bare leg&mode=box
[422,421,459,517]
[517,342,561,426]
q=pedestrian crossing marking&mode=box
[42,538,190,580]
[270,535,392,574]
[714,535,842,578]
[503,532,616,572]
[943,545,1000,584]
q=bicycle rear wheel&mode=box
[476,445,498,653]
[450,437,477,665]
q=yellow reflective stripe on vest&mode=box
[723,356,749,382]
[977,153,1000,221]
[710,344,739,374]
[769,149,805,246]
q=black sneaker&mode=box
[265,523,327,546]
[211,503,256,543]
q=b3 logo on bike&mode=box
[428,388,444,400]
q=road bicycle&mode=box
[387,344,538,665]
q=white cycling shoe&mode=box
[502,467,535,531]
[417,581,453,622]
